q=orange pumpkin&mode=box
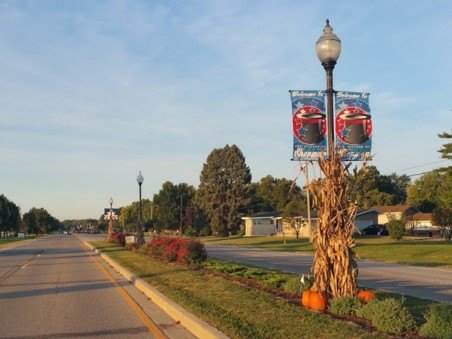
[301,290,311,308]
[357,290,376,303]
[308,291,327,312]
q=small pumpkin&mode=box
[308,291,327,312]
[357,289,376,303]
[301,290,312,308]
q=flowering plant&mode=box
[146,236,207,265]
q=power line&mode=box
[406,171,430,177]
[397,160,449,172]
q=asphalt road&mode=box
[0,235,192,339]
[206,244,452,303]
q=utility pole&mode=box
[179,194,183,236]
[303,162,312,241]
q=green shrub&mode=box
[387,220,405,240]
[419,304,452,339]
[356,298,416,334]
[282,277,301,295]
[261,276,286,289]
[329,297,362,316]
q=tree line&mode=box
[2,131,449,236]
[0,194,61,234]
[112,145,308,236]
[114,139,451,236]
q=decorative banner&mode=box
[103,208,120,220]
[290,90,327,160]
[335,91,372,161]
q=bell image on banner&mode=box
[289,90,327,161]
[335,91,372,161]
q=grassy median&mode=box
[201,236,452,267]
[91,240,385,339]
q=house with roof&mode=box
[353,205,419,234]
[354,209,379,233]
[241,212,281,237]
[241,212,318,239]
[372,205,417,225]
[405,212,441,234]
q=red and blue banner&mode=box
[335,91,372,161]
[290,90,327,160]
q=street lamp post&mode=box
[136,171,145,246]
[310,20,358,299]
[315,19,341,157]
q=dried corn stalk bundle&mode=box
[309,150,358,298]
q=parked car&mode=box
[360,224,388,236]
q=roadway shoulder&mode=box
[81,239,229,339]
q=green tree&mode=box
[386,219,405,240]
[349,166,410,209]
[0,195,21,233]
[118,199,154,231]
[281,200,307,240]
[246,183,273,214]
[433,208,452,241]
[23,208,60,234]
[438,131,452,160]
[197,145,251,236]
[406,170,452,212]
[153,182,196,232]
[248,175,306,214]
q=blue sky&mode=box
[1,0,451,219]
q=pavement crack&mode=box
[0,250,43,285]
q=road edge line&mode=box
[79,239,168,339]
[81,239,229,339]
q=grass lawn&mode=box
[200,235,452,267]
[0,236,35,248]
[91,240,384,339]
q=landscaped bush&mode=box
[282,276,301,295]
[147,236,207,264]
[109,232,127,246]
[419,304,452,339]
[203,260,301,295]
[386,220,405,240]
[329,297,362,316]
[356,298,416,334]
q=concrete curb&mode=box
[134,278,228,339]
[100,253,136,283]
[82,240,229,339]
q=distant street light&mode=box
[315,19,341,157]
[107,197,114,241]
[136,171,145,246]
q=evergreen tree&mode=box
[438,131,452,160]
[197,145,251,236]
